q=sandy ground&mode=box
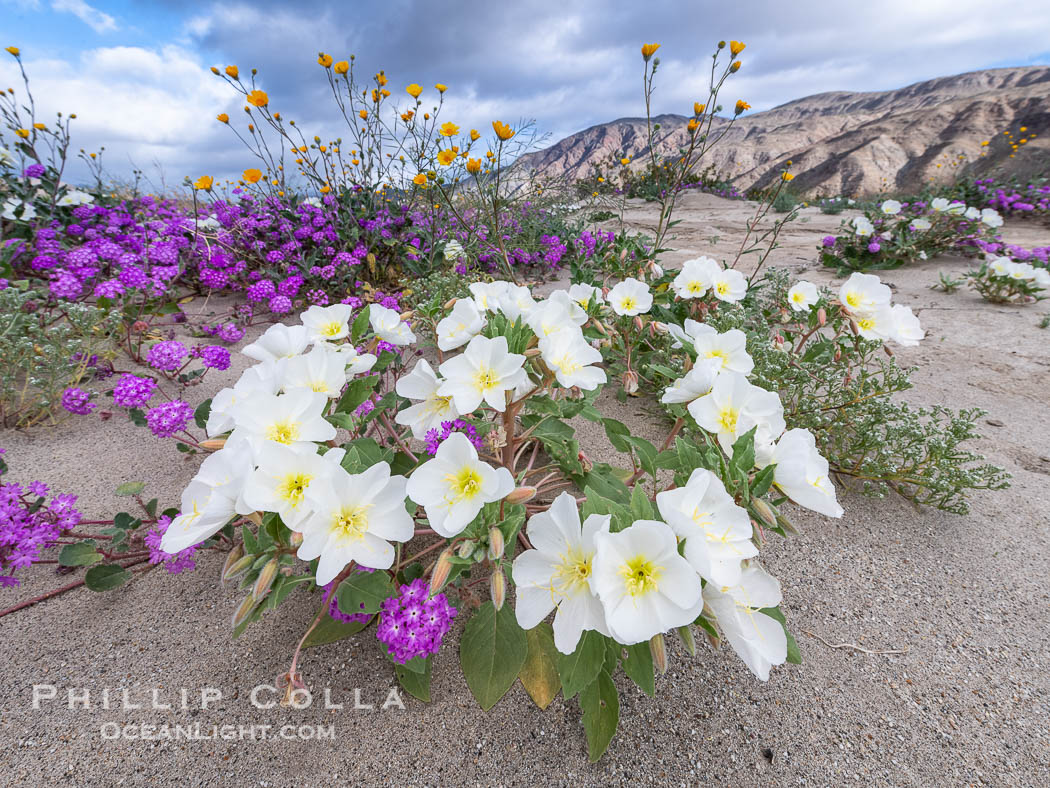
[1,192,1048,787]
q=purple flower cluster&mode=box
[423,419,484,456]
[147,340,188,371]
[0,471,82,587]
[112,374,157,408]
[376,578,457,664]
[145,400,194,438]
[61,387,95,415]
[197,345,231,371]
[144,515,198,574]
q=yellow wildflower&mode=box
[225,65,239,79]
[439,121,459,137]
[466,157,481,174]
[437,149,457,166]
[217,113,229,123]
[641,43,660,60]
[735,100,750,115]
[243,168,262,183]
[406,83,422,98]
[413,173,427,186]
[492,120,514,141]
[318,53,333,68]
[194,175,213,191]
[335,60,349,75]
[246,89,268,108]
[5,46,20,57]
[730,41,746,56]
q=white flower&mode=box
[0,147,12,166]
[889,304,923,346]
[988,256,1014,277]
[436,298,486,351]
[693,328,754,375]
[369,304,416,346]
[910,217,931,231]
[946,201,966,215]
[980,208,1003,228]
[298,461,413,583]
[228,389,336,452]
[709,266,748,303]
[688,371,785,457]
[787,281,819,311]
[160,441,254,553]
[405,433,514,537]
[281,345,349,398]
[544,290,589,325]
[56,189,94,206]
[964,206,981,221]
[852,305,897,342]
[608,277,653,316]
[918,251,928,261]
[539,330,607,390]
[1,198,35,221]
[301,303,354,344]
[494,284,537,323]
[444,239,465,261]
[667,318,716,349]
[243,323,311,363]
[661,358,722,405]
[331,344,377,379]
[512,492,611,654]
[437,334,528,414]
[591,519,703,645]
[930,197,950,212]
[469,281,512,313]
[852,216,874,237]
[526,298,579,342]
[656,468,756,586]
[240,442,338,530]
[303,197,323,208]
[839,272,891,317]
[672,257,719,299]
[880,199,902,215]
[1033,267,1050,289]
[769,428,843,518]
[394,359,459,439]
[206,362,283,437]
[197,216,221,231]
[702,563,786,681]
[567,283,604,308]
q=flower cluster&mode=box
[966,255,1049,304]
[376,578,458,664]
[0,466,82,586]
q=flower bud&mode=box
[487,526,505,561]
[231,594,258,629]
[288,531,303,548]
[221,543,245,581]
[833,348,842,362]
[131,320,149,333]
[489,567,506,611]
[651,321,668,335]
[622,370,639,395]
[633,315,644,332]
[677,624,697,657]
[592,320,608,336]
[752,498,777,527]
[457,540,475,559]
[505,486,537,504]
[649,632,668,675]
[252,558,280,601]
[399,310,415,322]
[443,297,458,310]
[577,450,593,473]
[817,307,827,326]
[776,511,800,535]
[221,553,254,584]
[524,347,542,357]
[200,438,227,451]
[430,546,455,595]
[883,344,894,357]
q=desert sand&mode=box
[1,192,1048,787]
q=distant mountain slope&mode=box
[517,66,1050,196]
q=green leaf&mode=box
[625,435,659,478]
[460,601,528,711]
[582,464,632,505]
[59,542,102,567]
[621,641,655,696]
[629,484,655,522]
[193,399,212,430]
[114,481,146,497]
[557,630,607,700]
[750,463,777,499]
[398,654,428,674]
[84,564,131,591]
[303,611,372,648]
[729,426,757,478]
[580,671,620,762]
[395,657,432,701]
[337,570,396,615]
[581,486,632,533]
[335,376,379,415]
[519,623,560,710]
[351,304,371,343]
[127,408,147,428]
[241,524,260,555]
[602,418,631,453]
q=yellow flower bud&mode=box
[317,53,333,68]
[216,113,229,124]
[225,65,239,79]
[5,46,20,57]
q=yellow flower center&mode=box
[705,349,728,367]
[278,472,312,506]
[424,394,453,416]
[331,505,371,541]
[320,321,343,338]
[619,296,637,312]
[553,549,593,596]
[551,354,581,376]
[791,292,804,303]
[620,555,661,597]
[717,407,738,433]
[472,366,499,394]
[845,292,861,308]
[857,318,875,331]
[266,420,301,445]
[715,281,729,295]
[686,280,704,295]
[446,465,483,503]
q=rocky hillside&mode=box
[518,66,1050,197]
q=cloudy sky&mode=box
[3,0,1049,186]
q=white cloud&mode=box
[51,0,118,34]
